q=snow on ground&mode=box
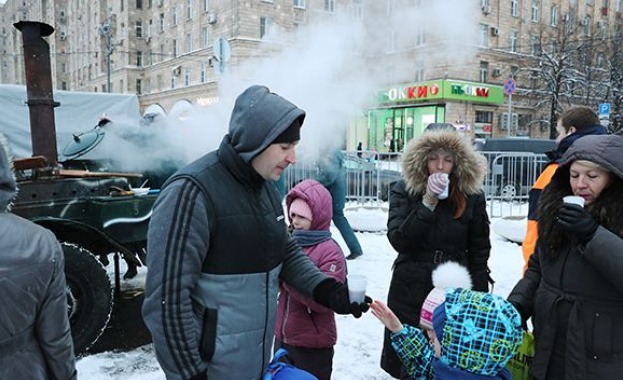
[77,202,527,379]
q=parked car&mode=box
[476,138,556,200]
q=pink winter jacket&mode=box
[275,179,348,348]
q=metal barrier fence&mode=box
[281,151,402,206]
[282,150,549,218]
[482,151,549,218]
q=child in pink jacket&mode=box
[274,179,348,380]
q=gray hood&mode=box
[228,85,306,162]
[560,134,623,180]
[0,133,17,212]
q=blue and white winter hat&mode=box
[432,289,523,376]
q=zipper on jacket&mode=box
[261,270,270,378]
[281,292,291,340]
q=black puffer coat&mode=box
[508,135,623,380]
[381,130,491,378]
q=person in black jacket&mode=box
[380,129,491,379]
[508,134,623,380]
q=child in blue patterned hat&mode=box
[371,262,523,380]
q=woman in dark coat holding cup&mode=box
[381,129,491,378]
[508,134,623,380]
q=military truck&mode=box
[9,21,158,354]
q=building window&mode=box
[475,110,493,123]
[202,0,208,12]
[136,20,143,38]
[61,81,68,90]
[511,0,518,17]
[388,30,396,52]
[583,16,591,36]
[186,33,193,52]
[293,0,305,8]
[550,6,558,26]
[157,74,163,90]
[531,0,539,22]
[480,61,488,82]
[136,0,142,9]
[136,79,142,94]
[173,38,178,57]
[171,75,177,89]
[136,51,143,66]
[201,26,209,48]
[387,0,394,16]
[159,13,165,32]
[184,68,191,86]
[509,29,517,52]
[479,23,489,47]
[530,35,540,55]
[61,63,67,73]
[352,0,363,19]
[201,62,207,82]
[173,6,179,26]
[260,17,273,39]
[414,60,424,82]
[186,0,193,19]
[415,25,425,46]
[324,0,335,12]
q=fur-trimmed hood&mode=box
[0,133,17,212]
[538,135,623,251]
[401,130,485,196]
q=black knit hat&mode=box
[271,117,302,144]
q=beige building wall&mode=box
[0,0,619,141]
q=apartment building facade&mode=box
[1,0,621,151]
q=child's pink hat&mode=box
[289,198,313,221]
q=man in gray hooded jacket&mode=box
[142,85,371,380]
[0,134,77,380]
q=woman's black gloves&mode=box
[313,278,372,318]
[556,203,598,243]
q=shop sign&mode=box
[378,79,504,105]
[382,80,444,103]
[443,80,504,103]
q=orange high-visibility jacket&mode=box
[522,163,559,271]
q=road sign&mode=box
[503,78,516,95]
[213,37,231,74]
[599,103,611,118]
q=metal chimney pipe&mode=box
[14,21,60,167]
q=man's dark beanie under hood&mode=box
[271,118,301,144]
[228,85,306,162]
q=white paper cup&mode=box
[563,195,585,208]
[437,173,450,200]
[347,275,367,303]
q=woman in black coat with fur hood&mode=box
[508,134,623,380]
[380,129,491,379]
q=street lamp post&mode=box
[99,19,112,93]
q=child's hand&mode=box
[370,300,403,333]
